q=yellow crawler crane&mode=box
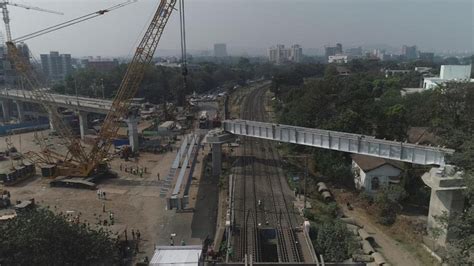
[7,0,177,177]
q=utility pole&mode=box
[304,155,308,211]
[100,78,104,99]
[74,78,78,106]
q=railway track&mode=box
[231,84,304,263]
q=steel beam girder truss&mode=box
[223,120,454,166]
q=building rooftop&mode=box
[352,154,404,172]
[150,245,202,266]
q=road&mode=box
[230,85,310,263]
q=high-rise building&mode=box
[268,44,303,64]
[290,44,303,63]
[346,47,363,57]
[325,43,343,59]
[84,58,119,72]
[40,51,73,81]
[402,45,418,60]
[418,52,434,62]
[0,42,30,86]
[336,43,343,54]
[214,43,227,57]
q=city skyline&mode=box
[5,0,473,57]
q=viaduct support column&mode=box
[0,99,11,122]
[126,116,139,153]
[78,111,89,140]
[211,143,222,177]
[14,101,24,122]
[48,110,56,132]
[422,166,466,247]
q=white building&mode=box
[423,65,473,90]
[352,154,403,194]
[268,44,303,64]
[328,54,349,63]
[290,44,303,63]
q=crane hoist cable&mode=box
[12,0,137,43]
[178,0,187,106]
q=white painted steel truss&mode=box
[223,119,454,166]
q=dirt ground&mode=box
[333,189,437,266]
[0,127,216,262]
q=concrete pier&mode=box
[78,111,88,140]
[422,165,466,246]
[48,110,55,131]
[14,100,24,122]
[126,116,139,152]
[1,99,10,121]
[206,128,236,177]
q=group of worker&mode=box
[97,189,107,200]
[122,228,142,255]
[119,164,147,177]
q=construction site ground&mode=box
[0,124,219,262]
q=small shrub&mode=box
[358,191,373,205]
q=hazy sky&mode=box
[7,0,474,57]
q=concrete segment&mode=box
[211,143,222,177]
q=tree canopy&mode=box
[0,207,118,265]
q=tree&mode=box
[0,207,119,265]
[311,221,358,262]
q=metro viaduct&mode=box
[207,119,465,247]
[0,89,140,151]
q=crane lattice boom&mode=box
[84,0,177,176]
[5,0,176,177]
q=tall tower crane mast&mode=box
[0,0,63,42]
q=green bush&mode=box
[311,221,358,262]
[358,191,373,204]
[303,209,315,221]
[374,187,403,225]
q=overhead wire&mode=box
[12,0,137,43]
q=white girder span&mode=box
[223,119,454,166]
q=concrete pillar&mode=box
[212,143,222,177]
[126,116,139,153]
[48,110,55,131]
[422,166,466,247]
[0,99,10,121]
[78,111,89,140]
[427,189,465,245]
[14,101,24,122]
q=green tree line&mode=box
[272,59,474,264]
